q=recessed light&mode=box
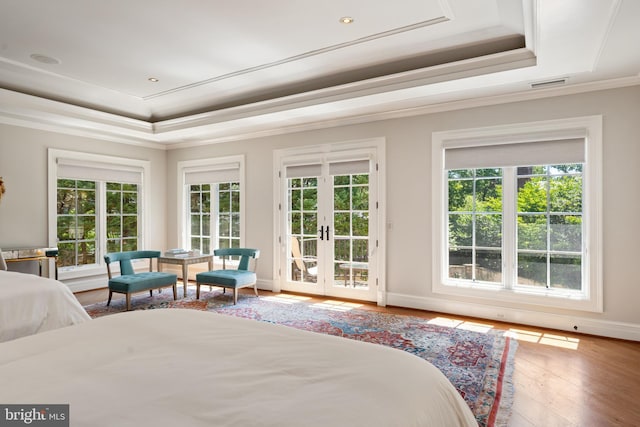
[148,77,159,82]
[30,53,61,65]
[339,16,354,24]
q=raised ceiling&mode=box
[0,0,638,147]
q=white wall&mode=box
[1,86,638,339]
[167,86,640,339]
[0,126,168,288]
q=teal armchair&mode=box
[104,250,178,311]
[196,248,259,304]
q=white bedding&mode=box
[0,309,477,426]
[0,270,91,342]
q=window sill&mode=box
[433,281,602,313]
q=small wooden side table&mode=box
[158,254,214,297]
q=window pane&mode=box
[122,192,137,214]
[202,191,211,213]
[191,215,200,235]
[518,176,547,213]
[231,213,240,237]
[334,187,350,210]
[353,239,368,263]
[518,215,547,250]
[334,212,350,236]
[190,193,201,213]
[57,242,75,268]
[448,180,472,212]
[476,214,501,248]
[290,212,301,235]
[219,214,230,237]
[302,213,317,235]
[57,216,74,240]
[77,241,96,265]
[476,178,502,212]
[550,215,582,252]
[353,174,368,185]
[122,216,137,238]
[550,254,581,290]
[334,175,349,185]
[218,191,230,212]
[448,169,473,179]
[448,248,472,280]
[202,215,211,236]
[77,216,95,239]
[122,238,137,252]
[107,240,120,254]
[106,182,120,191]
[77,190,95,214]
[448,214,472,247]
[191,237,201,250]
[352,212,368,237]
[202,238,211,254]
[334,238,350,262]
[57,189,76,214]
[302,188,317,210]
[107,216,121,238]
[106,191,121,214]
[231,189,240,213]
[550,175,582,213]
[352,186,368,210]
[517,253,547,287]
[476,249,502,283]
[290,189,301,211]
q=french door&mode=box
[276,144,383,303]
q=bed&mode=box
[0,270,91,342]
[0,309,478,426]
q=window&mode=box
[188,182,240,254]
[178,156,244,255]
[432,116,602,312]
[48,149,149,275]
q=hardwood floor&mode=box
[75,286,640,427]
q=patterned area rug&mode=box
[85,288,517,427]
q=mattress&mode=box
[0,270,91,342]
[0,309,477,426]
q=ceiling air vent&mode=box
[530,78,568,89]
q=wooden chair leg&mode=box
[172,283,177,300]
[149,289,153,297]
[126,293,131,311]
[233,288,238,305]
[107,290,113,306]
[253,283,258,297]
[196,283,200,299]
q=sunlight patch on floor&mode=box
[262,294,312,304]
[427,316,493,333]
[311,300,364,312]
[506,328,580,349]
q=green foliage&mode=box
[448,165,583,289]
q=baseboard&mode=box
[386,292,640,342]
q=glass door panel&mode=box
[287,177,319,285]
[332,173,370,289]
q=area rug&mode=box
[84,288,517,427]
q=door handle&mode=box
[319,226,324,241]
[325,226,330,241]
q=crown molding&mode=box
[1,74,638,151]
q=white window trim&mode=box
[47,149,151,279]
[177,155,245,252]
[431,116,603,312]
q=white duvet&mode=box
[0,309,478,426]
[0,270,90,342]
